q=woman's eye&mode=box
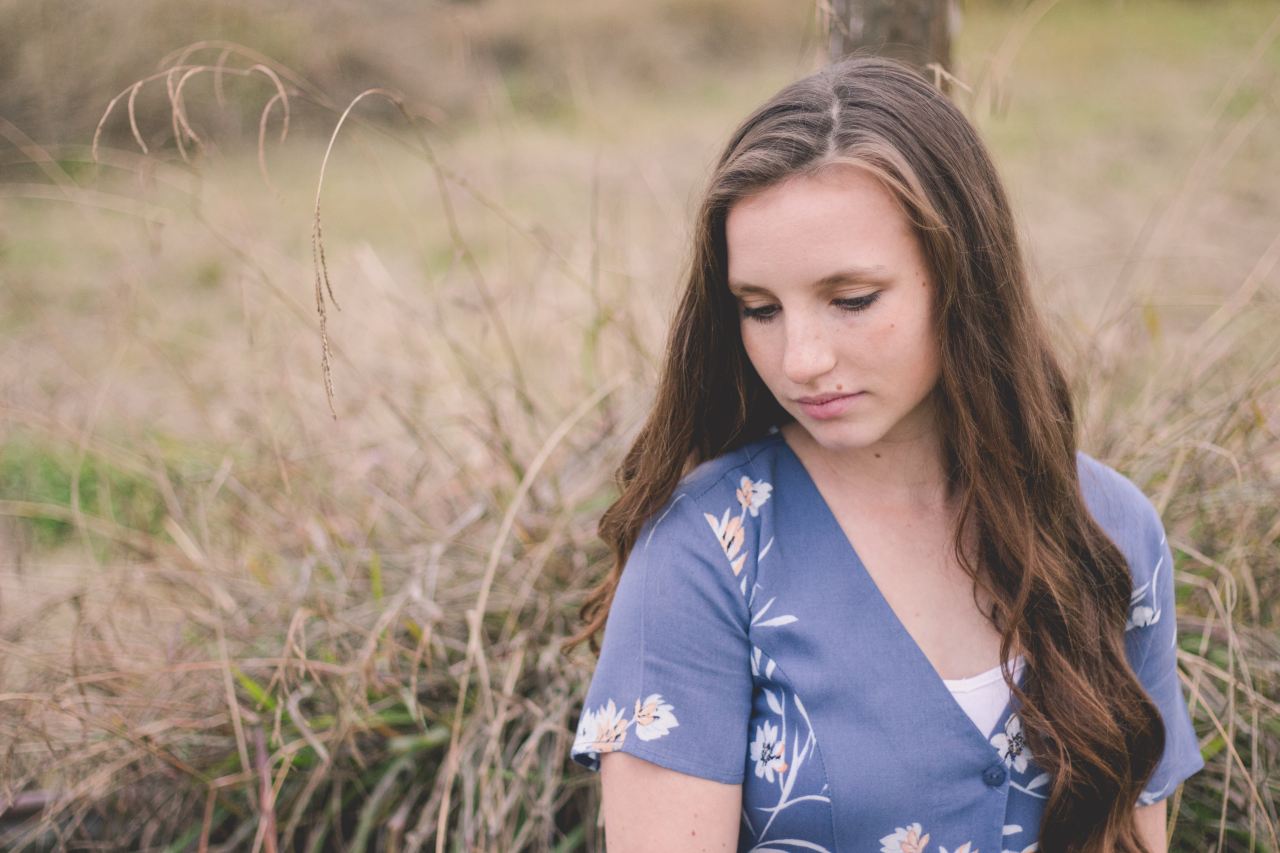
[741,293,880,323]
[835,293,879,313]
[741,304,779,322]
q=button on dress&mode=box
[570,429,1204,852]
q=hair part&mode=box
[564,55,1165,852]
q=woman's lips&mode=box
[797,392,866,420]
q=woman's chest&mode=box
[730,492,1046,851]
[736,593,1046,853]
[838,516,1007,681]
[696,442,1051,851]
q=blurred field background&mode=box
[1,0,1277,850]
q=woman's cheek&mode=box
[859,316,895,352]
[740,329,771,379]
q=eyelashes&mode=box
[739,292,880,323]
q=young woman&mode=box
[563,56,1202,853]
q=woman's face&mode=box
[725,162,942,454]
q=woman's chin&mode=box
[789,419,879,452]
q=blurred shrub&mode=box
[0,0,812,147]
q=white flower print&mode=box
[751,645,778,680]
[991,712,1029,773]
[704,477,825,849]
[1137,779,1171,806]
[736,475,773,517]
[1129,604,1158,628]
[573,693,678,763]
[1125,539,1165,632]
[749,588,799,629]
[880,822,977,853]
[704,476,798,630]
[750,719,789,783]
[705,507,748,576]
[742,647,831,851]
[633,693,679,741]
[999,823,1039,853]
[879,822,930,853]
[573,698,629,756]
[1011,769,1051,800]
[573,706,599,753]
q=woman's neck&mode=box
[780,419,953,515]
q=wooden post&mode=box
[827,0,956,82]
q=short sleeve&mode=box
[1129,502,1205,806]
[570,487,754,784]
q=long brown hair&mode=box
[564,56,1165,852]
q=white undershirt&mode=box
[942,654,1026,738]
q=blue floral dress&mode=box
[570,429,1203,852]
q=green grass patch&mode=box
[0,434,168,548]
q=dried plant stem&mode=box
[312,90,409,417]
[434,376,623,853]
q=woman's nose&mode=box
[782,316,837,385]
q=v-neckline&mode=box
[770,428,1023,745]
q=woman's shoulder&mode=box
[672,430,786,507]
[634,431,785,569]
[1075,449,1167,570]
[1075,450,1161,528]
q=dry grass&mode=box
[0,1,1278,850]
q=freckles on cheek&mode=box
[861,320,896,350]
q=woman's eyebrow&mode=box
[728,265,890,296]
